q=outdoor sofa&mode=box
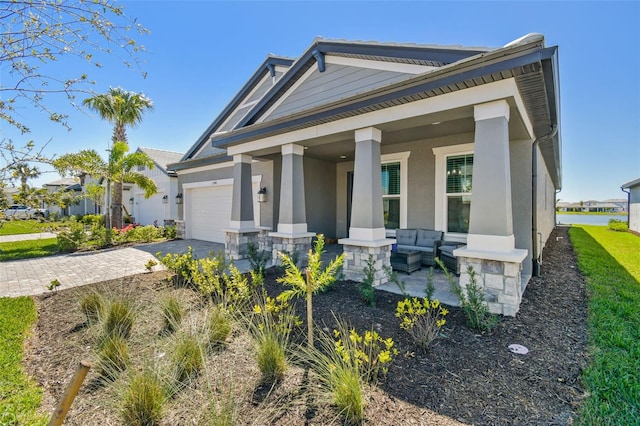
[394,229,444,267]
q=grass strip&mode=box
[0,238,59,261]
[570,225,640,425]
[0,220,61,236]
[0,297,47,425]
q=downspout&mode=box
[532,124,558,276]
[621,186,630,227]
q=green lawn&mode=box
[0,297,47,425]
[0,239,59,261]
[0,219,62,236]
[569,225,640,425]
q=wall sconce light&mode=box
[162,195,168,204]
[257,187,267,203]
[129,197,134,205]
[175,193,183,204]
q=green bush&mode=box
[102,298,136,339]
[247,243,268,277]
[172,335,204,385]
[359,254,376,306]
[160,295,183,333]
[82,214,104,225]
[246,302,292,383]
[396,297,448,352]
[133,225,162,242]
[206,306,232,347]
[608,218,628,232]
[96,335,129,381]
[56,218,86,252]
[162,225,177,240]
[121,370,165,426]
[79,291,105,324]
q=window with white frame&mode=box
[381,162,401,229]
[445,154,473,233]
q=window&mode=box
[445,154,473,233]
[381,162,401,229]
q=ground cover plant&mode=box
[20,226,590,425]
[0,297,47,425]
[569,225,640,425]
[0,238,58,261]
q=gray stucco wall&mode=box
[535,145,557,258]
[629,186,640,232]
[304,156,337,238]
[510,139,533,277]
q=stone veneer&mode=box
[341,243,391,286]
[270,235,314,266]
[225,229,271,260]
[457,256,524,317]
[175,220,185,239]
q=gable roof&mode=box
[182,55,295,161]
[137,147,184,175]
[43,177,78,187]
[622,177,640,189]
[178,34,561,187]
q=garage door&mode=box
[187,181,260,243]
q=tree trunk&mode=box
[306,269,313,347]
[112,181,123,229]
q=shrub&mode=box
[133,225,162,242]
[160,295,183,333]
[56,217,86,252]
[332,322,398,384]
[172,334,204,385]
[157,248,199,287]
[162,225,177,239]
[396,297,448,352]
[102,298,136,339]
[121,370,165,426]
[82,214,103,226]
[247,243,269,277]
[438,258,497,331]
[206,306,232,347]
[608,218,628,232]
[301,327,365,424]
[96,335,129,381]
[88,222,108,247]
[358,254,376,307]
[79,291,105,324]
[425,267,435,300]
[383,265,408,296]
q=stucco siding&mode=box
[629,186,640,232]
[510,139,533,277]
[535,146,556,258]
[265,64,413,121]
[304,156,337,238]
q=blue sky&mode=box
[3,1,639,202]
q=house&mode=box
[43,176,100,217]
[557,200,626,213]
[622,178,640,232]
[128,147,183,226]
[169,34,561,316]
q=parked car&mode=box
[3,204,50,219]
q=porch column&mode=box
[454,100,528,316]
[269,143,314,264]
[225,154,259,260]
[339,127,393,285]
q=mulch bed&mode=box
[24,226,588,425]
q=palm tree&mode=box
[10,162,40,192]
[83,87,153,228]
[53,142,157,229]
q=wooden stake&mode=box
[48,360,92,426]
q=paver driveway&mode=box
[0,239,233,297]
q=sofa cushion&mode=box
[396,229,417,246]
[439,245,461,256]
[416,230,443,248]
[397,245,433,253]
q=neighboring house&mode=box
[43,176,100,217]
[169,34,561,316]
[622,178,640,232]
[129,147,183,226]
[557,200,626,213]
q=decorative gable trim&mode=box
[324,55,437,74]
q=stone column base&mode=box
[269,232,315,266]
[339,239,393,286]
[225,229,261,260]
[175,220,185,239]
[455,248,527,317]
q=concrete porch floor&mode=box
[321,244,461,308]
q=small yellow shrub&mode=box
[396,297,448,352]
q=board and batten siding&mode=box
[264,64,413,121]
